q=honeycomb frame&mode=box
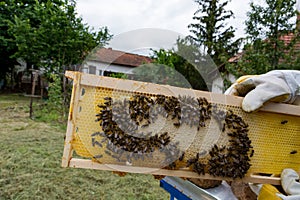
[62,71,300,185]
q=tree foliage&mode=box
[0,0,112,85]
[227,0,300,77]
[0,0,20,81]
[134,38,213,91]
[188,0,241,66]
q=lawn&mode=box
[0,94,169,200]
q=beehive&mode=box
[62,71,300,185]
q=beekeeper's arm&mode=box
[225,70,300,112]
[225,70,300,199]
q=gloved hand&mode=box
[276,169,300,200]
[256,169,300,200]
[225,70,300,112]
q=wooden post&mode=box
[63,75,67,118]
[40,77,44,99]
[29,70,38,119]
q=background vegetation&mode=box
[226,0,300,77]
[0,94,169,199]
[152,0,299,91]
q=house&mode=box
[83,47,237,93]
[227,10,300,66]
[208,63,237,94]
[279,32,300,56]
[226,31,300,68]
[211,31,300,94]
[81,48,152,76]
[215,13,300,94]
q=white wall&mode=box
[83,59,236,94]
[211,73,236,94]
[82,60,134,75]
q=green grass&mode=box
[0,94,169,200]
[0,93,31,109]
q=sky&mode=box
[76,0,300,54]
[76,0,251,37]
[75,0,253,54]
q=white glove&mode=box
[275,168,300,200]
[253,169,300,199]
[277,195,300,200]
[225,70,300,112]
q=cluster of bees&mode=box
[181,109,253,178]
[174,109,253,178]
[92,94,253,178]
[152,94,212,129]
[208,109,253,178]
[93,96,173,164]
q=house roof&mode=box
[228,52,244,63]
[228,32,300,64]
[89,48,152,67]
[207,52,244,79]
[279,32,300,51]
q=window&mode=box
[88,66,96,74]
[103,71,113,76]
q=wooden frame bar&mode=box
[69,158,281,185]
[62,72,81,167]
[65,71,300,117]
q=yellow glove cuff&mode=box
[236,75,258,83]
[258,184,282,200]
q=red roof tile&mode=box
[90,48,152,67]
[280,33,300,51]
[228,52,244,63]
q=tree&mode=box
[132,38,210,91]
[1,0,112,87]
[0,0,20,84]
[0,0,60,85]
[9,0,112,74]
[188,0,240,66]
[1,0,112,120]
[227,0,299,77]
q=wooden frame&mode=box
[62,71,300,185]
[67,158,281,185]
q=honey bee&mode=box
[222,124,226,132]
[93,154,103,159]
[178,152,185,161]
[193,161,205,175]
[167,162,177,170]
[91,138,103,148]
[290,150,297,154]
[105,150,112,156]
[91,132,104,137]
[141,123,149,128]
[186,158,197,167]
[250,149,254,157]
[173,122,180,127]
